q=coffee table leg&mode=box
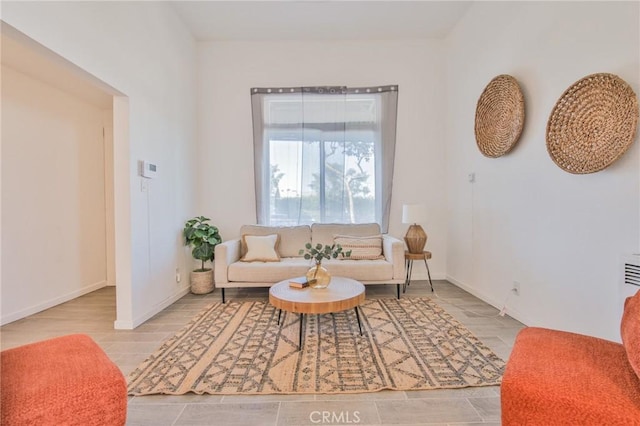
[299,313,304,350]
[355,306,363,336]
[277,309,282,325]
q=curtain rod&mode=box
[251,85,398,95]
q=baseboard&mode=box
[1,280,108,326]
[113,319,135,329]
[445,274,530,326]
[114,285,191,330]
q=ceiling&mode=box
[169,1,473,41]
[1,2,473,107]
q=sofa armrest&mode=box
[382,234,405,281]
[214,239,241,284]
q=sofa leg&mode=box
[221,288,225,304]
[396,284,401,299]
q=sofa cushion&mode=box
[241,234,280,262]
[621,290,640,379]
[334,235,384,260]
[229,257,310,283]
[322,258,392,281]
[240,225,311,258]
[311,223,381,248]
[228,256,393,283]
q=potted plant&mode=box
[299,243,351,288]
[184,216,222,294]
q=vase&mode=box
[190,269,214,294]
[306,263,331,289]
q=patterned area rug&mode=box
[127,298,504,395]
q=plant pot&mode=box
[190,269,214,294]
[306,264,331,289]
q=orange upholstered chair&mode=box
[1,334,127,425]
[501,291,640,425]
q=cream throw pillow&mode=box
[241,234,280,262]
[334,235,384,260]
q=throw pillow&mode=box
[241,234,280,262]
[334,235,384,260]
[621,290,640,379]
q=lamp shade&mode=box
[402,204,427,224]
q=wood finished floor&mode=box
[1,280,524,426]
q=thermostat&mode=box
[141,161,158,178]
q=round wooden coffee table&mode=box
[269,276,365,350]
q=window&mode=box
[251,86,398,232]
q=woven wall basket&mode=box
[546,73,639,174]
[475,74,525,158]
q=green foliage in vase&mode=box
[299,243,351,265]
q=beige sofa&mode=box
[214,223,406,303]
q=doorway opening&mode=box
[1,22,132,328]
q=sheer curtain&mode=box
[251,85,398,232]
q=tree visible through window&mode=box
[251,86,398,232]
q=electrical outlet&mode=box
[175,268,181,283]
[512,281,520,296]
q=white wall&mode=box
[2,2,199,328]
[198,40,447,279]
[445,1,639,341]
[1,65,108,322]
